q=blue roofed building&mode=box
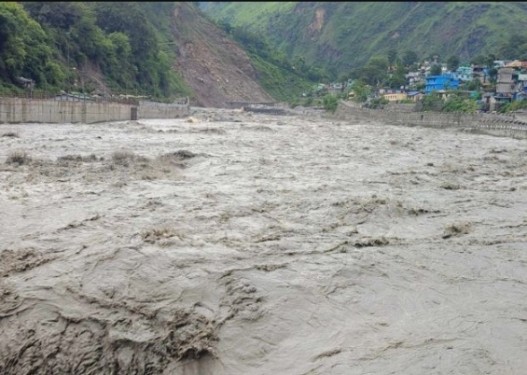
[425,73,460,94]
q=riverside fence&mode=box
[0,96,190,124]
[334,101,527,139]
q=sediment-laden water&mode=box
[1,108,526,374]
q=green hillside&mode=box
[0,2,189,99]
[0,2,313,102]
[201,2,527,78]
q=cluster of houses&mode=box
[311,81,352,96]
[312,58,527,112]
[407,59,527,111]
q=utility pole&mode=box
[81,68,85,94]
[66,34,71,94]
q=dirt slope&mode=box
[170,3,274,107]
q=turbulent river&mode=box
[1,107,526,374]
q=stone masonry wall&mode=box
[137,100,190,119]
[0,98,190,124]
[334,101,527,139]
[0,98,132,124]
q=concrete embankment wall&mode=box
[334,101,527,139]
[0,98,132,124]
[137,100,190,119]
[0,98,190,124]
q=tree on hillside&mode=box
[446,55,460,72]
[402,50,418,68]
[487,68,498,83]
[387,48,398,68]
[442,93,477,113]
[69,11,110,67]
[23,2,85,30]
[470,54,486,66]
[93,2,177,97]
[350,80,371,103]
[485,53,497,68]
[464,78,481,91]
[217,18,233,34]
[430,64,442,76]
[322,94,338,112]
[337,73,349,84]
[499,34,527,60]
[387,62,407,89]
[420,92,444,111]
[0,2,62,87]
[359,56,388,86]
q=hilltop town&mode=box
[311,56,527,114]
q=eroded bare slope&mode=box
[171,4,274,107]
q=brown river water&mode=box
[1,107,526,374]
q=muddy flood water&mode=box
[1,107,526,374]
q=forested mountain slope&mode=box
[1,2,312,105]
[201,2,527,77]
[2,2,185,99]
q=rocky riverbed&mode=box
[1,107,526,374]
